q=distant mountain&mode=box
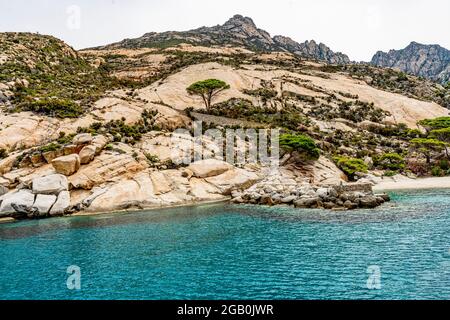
[97,14,350,64]
[273,36,350,65]
[371,42,450,83]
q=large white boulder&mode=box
[187,159,233,178]
[32,174,68,195]
[52,154,80,176]
[32,194,57,216]
[206,168,260,195]
[0,190,35,216]
[72,133,93,145]
[49,191,70,216]
[91,135,109,154]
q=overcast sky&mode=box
[0,0,449,61]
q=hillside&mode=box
[1,30,450,219]
[95,14,350,64]
[0,32,126,118]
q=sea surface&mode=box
[1,189,449,300]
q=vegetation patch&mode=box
[333,156,368,180]
[279,133,320,160]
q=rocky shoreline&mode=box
[231,175,390,210]
[0,163,390,223]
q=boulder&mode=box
[72,133,93,145]
[32,174,68,195]
[32,194,57,216]
[79,145,96,165]
[52,154,80,176]
[188,178,223,200]
[316,187,329,199]
[0,190,35,216]
[359,196,379,208]
[206,168,260,195]
[281,195,297,203]
[187,159,233,178]
[30,153,45,167]
[376,193,391,202]
[42,149,64,163]
[260,195,275,205]
[294,197,320,208]
[63,144,82,156]
[91,135,109,154]
[0,185,8,196]
[150,171,173,195]
[323,202,336,209]
[0,154,17,175]
[344,200,358,210]
[49,191,71,216]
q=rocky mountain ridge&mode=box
[371,41,450,83]
[97,14,351,64]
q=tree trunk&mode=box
[206,93,212,109]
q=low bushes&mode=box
[374,153,406,171]
[19,98,83,118]
[334,156,368,180]
[279,133,320,160]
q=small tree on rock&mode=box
[430,127,450,159]
[187,79,230,109]
[410,138,447,164]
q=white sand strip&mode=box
[373,176,450,191]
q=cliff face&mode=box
[371,42,450,83]
[273,36,350,64]
[98,14,350,64]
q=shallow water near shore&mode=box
[1,189,449,300]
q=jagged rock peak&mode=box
[371,42,450,83]
[223,14,257,28]
[95,15,350,64]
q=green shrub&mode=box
[334,156,368,180]
[56,132,75,145]
[39,142,61,153]
[406,129,422,138]
[439,159,450,171]
[145,153,160,164]
[418,117,450,131]
[431,166,444,177]
[202,98,310,130]
[375,153,405,171]
[279,133,320,160]
[21,98,83,118]
[384,170,398,177]
[0,148,8,159]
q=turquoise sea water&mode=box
[0,189,449,300]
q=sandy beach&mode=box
[373,176,450,192]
